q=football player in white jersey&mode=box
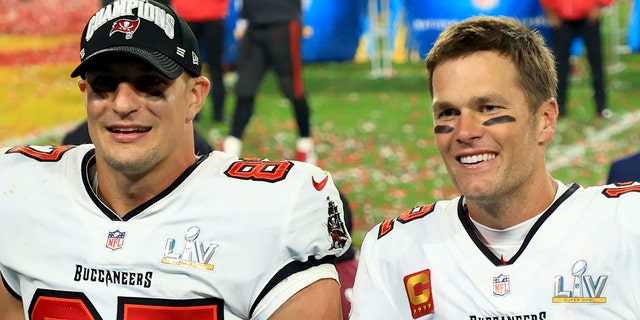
[350,16,640,319]
[0,1,350,319]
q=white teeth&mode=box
[460,153,496,164]
[112,128,149,133]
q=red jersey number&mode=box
[602,183,640,198]
[378,204,436,239]
[29,289,223,320]
[7,145,74,162]
[224,159,293,183]
[29,290,100,320]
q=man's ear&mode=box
[186,75,210,121]
[78,79,90,109]
[78,79,87,93]
[537,98,559,145]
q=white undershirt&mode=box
[470,180,568,262]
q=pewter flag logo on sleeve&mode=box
[71,0,200,79]
[327,197,349,251]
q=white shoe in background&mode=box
[222,136,242,157]
[295,137,317,166]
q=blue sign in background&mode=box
[629,0,640,52]
[213,0,636,64]
[221,0,366,64]
[302,0,367,62]
[403,0,550,59]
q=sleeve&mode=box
[614,183,640,309]
[284,166,351,262]
[252,264,339,320]
[349,228,402,319]
[251,163,352,319]
[0,152,23,299]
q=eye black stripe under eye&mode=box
[434,125,454,134]
[482,115,516,126]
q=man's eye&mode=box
[134,76,168,95]
[140,75,164,86]
[437,108,459,119]
[481,105,500,112]
[90,76,117,92]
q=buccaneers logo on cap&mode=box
[110,18,141,39]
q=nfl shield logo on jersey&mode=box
[106,230,126,251]
[493,274,510,296]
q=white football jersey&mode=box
[0,145,351,320]
[351,182,640,319]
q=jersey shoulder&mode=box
[205,153,341,209]
[0,145,92,200]
[205,152,328,187]
[573,182,640,208]
[366,198,459,244]
[0,145,90,172]
[200,152,352,258]
[587,181,640,199]
[566,182,640,233]
[357,199,458,275]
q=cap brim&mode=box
[70,46,184,79]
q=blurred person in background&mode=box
[539,0,614,118]
[222,0,317,164]
[607,151,640,183]
[172,0,231,123]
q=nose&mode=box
[111,82,140,116]
[455,111,483,145]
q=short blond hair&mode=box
[425,16,557,113]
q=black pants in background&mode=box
[551,18,607,116]
[188,19,227,122]
[230,20,311,139]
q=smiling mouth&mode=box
[108,127,150,133]
[459,153,496,164]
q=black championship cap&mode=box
[71,0,200,79]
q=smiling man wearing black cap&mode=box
[0,0,350,319]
